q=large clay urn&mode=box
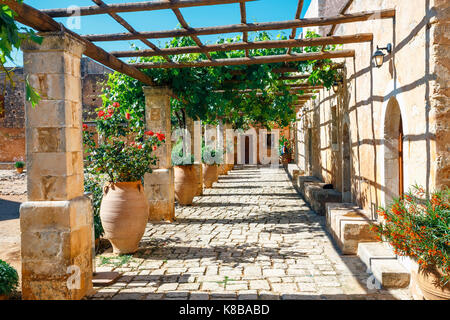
[417,265,450,300]
[174,165,198,205]
[203,164,218,188]
[100,181,149,254]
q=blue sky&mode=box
[8,0,312,66]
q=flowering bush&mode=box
[83,102,165,182]
[372,186,449,285]
[0,259,18,296]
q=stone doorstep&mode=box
[0,162,15,170]
[357,242,410,289]
[326,203,379,255]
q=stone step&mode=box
[326,203,379,254]
[357,242,410,288]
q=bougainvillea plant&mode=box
[83,102,165,183]
[371,186,450,285]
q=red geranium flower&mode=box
[137,145,143,150]
[145,130,154,136]
[113,102,120,108]
[153,146,157,151]
[125,112,131,120]
[98,110,105,117]
[107,107,114,115]
[157,133,165,141]
[82,124,88,130]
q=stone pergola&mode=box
[2,0,397,299]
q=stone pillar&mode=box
[20,32,93,300]
[224,123,235,170]
[143,86,175,222]
[217,121,227,175]
[187,117,203,196]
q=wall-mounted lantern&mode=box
[332,81,340,93]
[373,43,392,68]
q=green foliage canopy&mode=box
[102,31,340,131]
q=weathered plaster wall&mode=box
[297,0,449,214]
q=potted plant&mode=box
[172,138,197,205]
[279,136,292,165]
[202,144,223,189]
[14,161,24,174]
[372,186,449,300]
[0,259,19,300]
[83,102,165,254]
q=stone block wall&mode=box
[297,0,450,216]
[0,58,111,162]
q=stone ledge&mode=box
[304,182,342,216]
[357,242,410,289]
[326,203,378,254]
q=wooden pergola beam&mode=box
[111,33,372,57]
[278,74,310,80]
[287,0,304,55]
[42,0,256,17]
[239,2,249,57]
[91,0,172,62]
[2,0,154,85]
[131,49,355,69]
[171,8,213,60]
[85,9,395,41]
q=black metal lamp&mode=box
[332,81,340,93]
[373,43,392,68]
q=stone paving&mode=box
[89,166,412,300]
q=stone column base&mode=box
[193,163,203,196]
[20,196,94,300]
[144,168,175,222]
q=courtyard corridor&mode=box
[90,166,411,300]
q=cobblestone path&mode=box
[90,166,411,300]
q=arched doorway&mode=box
[384,98,404,205]
[342,122,352,202]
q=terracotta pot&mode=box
[174,165,198,205]
[203,164,218,188]
[0,294,7,300]
[417,265,450,300]
[99,181,149,254]
[16,167,23,174]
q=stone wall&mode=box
[296,0,449,215]
[0,58,110,162]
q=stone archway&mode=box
[383,97,404,205]
[342,121,352,202]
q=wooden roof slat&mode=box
[287,0,304,55]
[111,33,372,57]
[42,0,257,17]
[130,49,355,69]
[91,0,172,62]
[171,8,212,60]
[2,0,154,85]
[239,2,249,57]
[84,9,395,42]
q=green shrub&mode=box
[202,144,223,165]
[14,161,24,168]
[0,259,19,296]
[171,138,194,166]
[84,176,104,240]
